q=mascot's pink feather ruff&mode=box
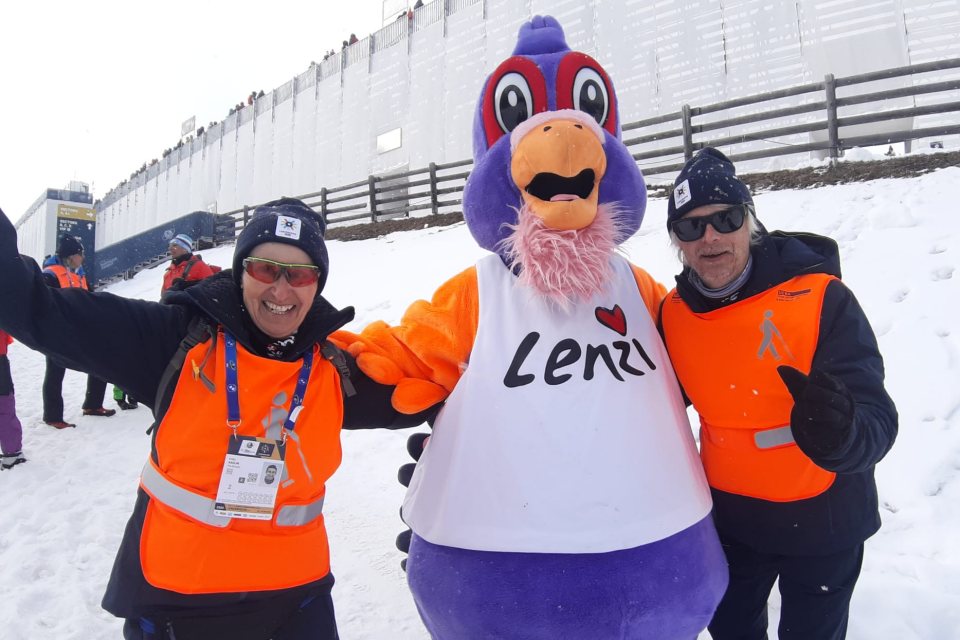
[339,15,728,639]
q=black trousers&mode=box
[708,536,864,640]
[42,356,108,421]
[121,590,339,640]
[0,355,13,395]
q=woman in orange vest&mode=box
[0,198,434,640]
[659,148,898,640]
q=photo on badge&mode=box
[263,463,279,485]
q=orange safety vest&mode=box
[44,264,87,290]
[138,331,344,594]
[661,273,837,503]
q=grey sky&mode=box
[0,0,387,220]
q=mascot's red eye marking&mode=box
[595,305,627,336]
[556,53,617,136]
[482,56,548,149]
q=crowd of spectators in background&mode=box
[96,4,425,206]
[97,89,268,206]
[395,1,425,22]
[229,89,265,115]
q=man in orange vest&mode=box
[659,148,898,640]
[41,234,116,428]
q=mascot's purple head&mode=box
[462,15,646,256]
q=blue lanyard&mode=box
[223,332,314,437]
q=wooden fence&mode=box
[223,57,960,234]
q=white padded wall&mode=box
[94,0,960,247]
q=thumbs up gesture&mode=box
[777,365,854,456]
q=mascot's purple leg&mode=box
[407,516,728,640]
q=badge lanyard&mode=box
[223,331,313,440]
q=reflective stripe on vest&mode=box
[141,461,325,527]
[662,273,837,502]
[141,461,227,527]
[277,496,326,526]
[754,425,795,449]
[139,334,344,594]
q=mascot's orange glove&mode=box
[330,267,480,415]
[332,324,450,414]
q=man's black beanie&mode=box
[56,234,84,259]
[232,197,329,291]
[666,147,753,228]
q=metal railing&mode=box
[219,57,960,234]
[626,57,960,174]
[225,158,473,234]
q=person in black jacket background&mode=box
[658,148,897,640]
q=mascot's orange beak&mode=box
[510,115,607,231]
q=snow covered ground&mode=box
[2,163,960,638]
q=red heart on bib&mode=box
[595,305,627,336]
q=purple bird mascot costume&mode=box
[341,15,727,640]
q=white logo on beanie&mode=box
[673,179,692,209]
[275,216,302,240]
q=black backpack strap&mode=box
[320,341,356,398]
[656,294,668,340]
[656,293,693,408]
[177,255,199,285]
[146,316,216,436]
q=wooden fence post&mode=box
[429,162,440,215]
[824,74,840,159]
[368,175,379,222]
[681,104,695,160]
[242,205,250,228]
[319,187,328,224]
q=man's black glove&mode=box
[396,431,430,570]
[777,365,855,457]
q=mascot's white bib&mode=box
[402,254,712,553]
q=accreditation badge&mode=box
[214,436,286,520]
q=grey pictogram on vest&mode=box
[262,391,315,487]
[757,310,794,361]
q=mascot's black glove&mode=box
[396,431,430,571]
[777,365,855,457]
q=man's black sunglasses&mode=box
[670,204,752,242]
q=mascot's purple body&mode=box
[402,16,728,640]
